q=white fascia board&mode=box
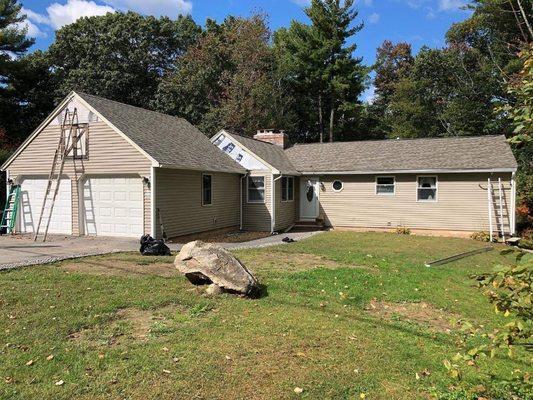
[299,168,517,175]
[158,164,245,174]
[223,131,280,174]
[1,93,77,170]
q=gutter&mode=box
[240,173,248,230]
[298,168,518,175]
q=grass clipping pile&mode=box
[174,240,259,297]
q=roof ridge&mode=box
[227,131,282,148]
[288,134,505,148]
[76,91,185,122]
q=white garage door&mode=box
[19,178,72,234]
[83,176,144,237]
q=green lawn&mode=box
[0,232,531,400]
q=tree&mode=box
[155,15,295,136]
[0,0,35,159]
[274,0,367,142]
[47,12,201,109]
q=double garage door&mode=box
[19,176,144,238]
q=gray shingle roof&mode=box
[224,132,300,175]
[284,135,517,172]
[77,92,245,174]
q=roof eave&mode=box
[297,168,518,175]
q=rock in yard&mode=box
[175,241,259,296]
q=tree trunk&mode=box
[318,94,324,143]
[515,0,533,40]
[329,95,334,143]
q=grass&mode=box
[0,231,531,400]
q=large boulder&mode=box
[175,241,259,296]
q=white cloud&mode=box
[46,0,115,30]
[22,7,50,25]
[361,85,376,104]
[17,19,47,37]
[103,0,192,16]
[291,0,310,6]
[368,12,380,24]
[438,0,465,11]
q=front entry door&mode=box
[299,178,319,220]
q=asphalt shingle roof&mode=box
[224,132,300,175]
[284,135,517,172]
[77,92,245,174]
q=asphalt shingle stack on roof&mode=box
[225,132,300,175]
[78,93,245,174]
[284,135,517,173]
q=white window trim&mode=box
[201,173,212,207]
[376,176,395,196]
[416,175,438,202]
[281,176,294,202]
[247,175,266,204]
[332,180,343,192]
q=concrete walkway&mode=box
[0,230,324,271]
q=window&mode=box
[236,154,243,162]
[213,134,225,146]
[376,176,395,195]
[222,142,235,153]
[247,176,265,203]
[281,177,294,201]
[332,180,343,192]
[202,174,212,206]
[417,176,437,202]
[63,126,88,159]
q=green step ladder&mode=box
[1,185,21,234]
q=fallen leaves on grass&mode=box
[294,387,303,394]
[55,380,64,386]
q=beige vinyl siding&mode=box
[7,121,152,235]
[154,168,240,238]
[71,178,79,235]
[242,172,272,231]
[275,176,296,231]
[318,173,512,232]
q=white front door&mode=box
[299,178,319,221]
[82,176,144,238]
[19,178,72,234]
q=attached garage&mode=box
[82,176,144,238]
[19,178,72,235]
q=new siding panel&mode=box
[155,168,240,238]
[318,173,512,232]
[275,177,296,231]
[242,172,272,231]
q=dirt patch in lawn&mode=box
[238,252,372,273]
[69,305,180,346]
[365,300,457,333]
[60,257,177,277]
[168,228,271,244]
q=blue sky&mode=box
[18,0,471,101]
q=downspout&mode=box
[511,172,516,235]
[240,173,248,231]
[271,174,283,234]
[151,166,156,238]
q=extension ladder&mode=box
[33,108,85,242]
[0,185,21,234]
[487,178,507,242]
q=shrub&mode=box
[470,231,490,242]
[395,226,411,235]
[519,228,533,250]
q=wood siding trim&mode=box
[154,168,240,239]
[317,173,513,233]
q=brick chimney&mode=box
[253,129,289,149]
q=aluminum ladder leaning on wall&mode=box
[33,108,86,242]
[487,178,508,242]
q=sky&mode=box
[17,0,472,101]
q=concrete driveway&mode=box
[0,235,139,270]
[0,230,324,271]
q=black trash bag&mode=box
[282,237,296,243]
[139,234,171,256]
